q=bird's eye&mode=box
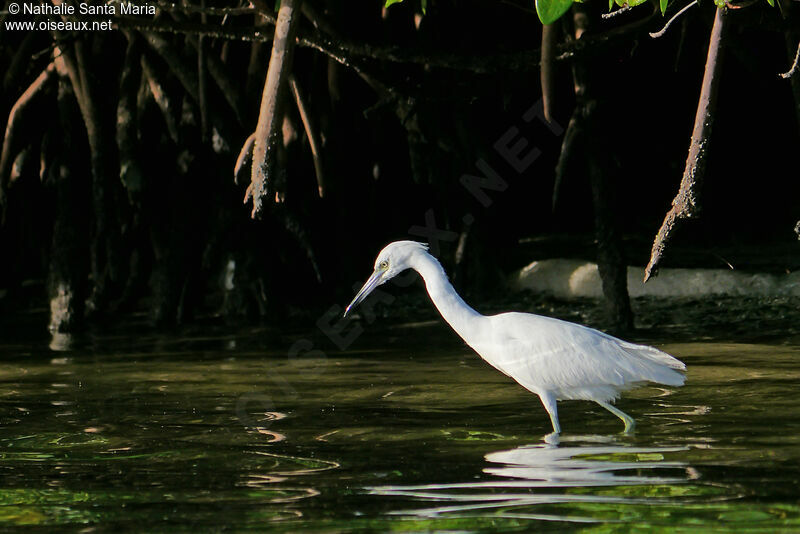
[379,260,389,270]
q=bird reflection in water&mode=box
[369,436,695,522]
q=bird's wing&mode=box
[474,313,684,399]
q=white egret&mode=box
[344,241,685,435]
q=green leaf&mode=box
[713,0,725,6]
[384,0,426,13]
[766,0,775,6]
[536,0,573,24]
[609,0,613,9]
[627,0,649,6]
[660,0,668,14]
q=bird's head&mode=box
[343,241,429,317]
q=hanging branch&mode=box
[186,35,246,124]
[782,13,800,135]
[3,33,39,92]
[117,36,144,198]
[552,110,581,211]
[299,1,339,40]
[289,75,325,198]
[140,52,182,144]
[247,0,303,218]
[0,63,57,218]
[780,38,800,78]
[552,7,594,211]
[142,31,199,102]
[73,37,124,292]
[9,146,34,185]
[644,8,727,282]
[39,127,56,183]
[540,24,558,124]
[234,132,256,185]
[54,40,84,100]
[602,3,633,19]
[139,31,238,148]
[197,0,209,141]
[650,0,697,39]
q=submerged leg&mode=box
[597,401,635,433]
[538,392,561,434]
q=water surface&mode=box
[0,314,799,531]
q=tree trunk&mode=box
[570,5,633,332]
[48,75,90,336]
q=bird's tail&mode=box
[619,341,686,386]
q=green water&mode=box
[1,315,799,532]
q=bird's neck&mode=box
[411,252,483,341]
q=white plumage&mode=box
[345,241,686,434]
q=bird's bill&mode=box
[344,270,384,317]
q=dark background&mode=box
[0,0,798,335]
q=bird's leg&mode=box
[538,392,561,434]
[543,431,560,446]
[597,401,635,434]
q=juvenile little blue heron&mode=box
[344,241,685,435]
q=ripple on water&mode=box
[367,435,795,528]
